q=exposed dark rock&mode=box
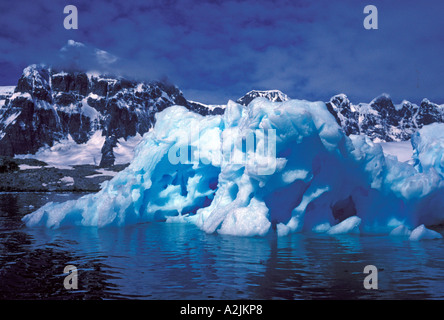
[0,160,128,192]
[0,64,223,166]
[0,156,19,173]
[99,135,117,167]
[326,94,442,142]
[236,90,289,106]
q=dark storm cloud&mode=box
[1,0,443,104]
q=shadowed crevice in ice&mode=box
[22,98,444,239]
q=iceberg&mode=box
[326,216,361,235]
[22,97,444,239]
[409,224,443,241]
[389,224,412,237]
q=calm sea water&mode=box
[1,192,444,300]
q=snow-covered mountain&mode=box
[187,100,225,115]
[0,86,14,107]
[237,90,444,143]
[2,67,443,169]
[0,64,221,167]
[236,89,289,106]
[326,93,444,142]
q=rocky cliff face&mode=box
[0,64,221,166]
[237,90,444,143]
[236,89,289,106]
[326,94,444,142]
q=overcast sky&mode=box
[1,0,444,104]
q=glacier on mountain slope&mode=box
[22,97,444,240]
[16,131,143,168]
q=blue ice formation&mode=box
[22,97,444,239]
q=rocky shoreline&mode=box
[0,156,127,192]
